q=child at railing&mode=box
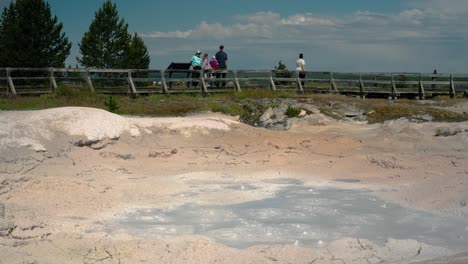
[202,53,213,87]
[209,56,219,87]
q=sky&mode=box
[1,0,468,73]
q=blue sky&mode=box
[2,0,468,72]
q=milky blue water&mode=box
[109,180,468,249]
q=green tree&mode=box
[123,33,150,69]
[274,60,292,85]
[78,0,150,69]
[0,2,17,66]
[0,0,71,67]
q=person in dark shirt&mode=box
[215,45,228,87]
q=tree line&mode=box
[0,0,149,69]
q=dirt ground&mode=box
[0,106,467,263]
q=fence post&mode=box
[6,68,16,96]
[49,67,58,93]
[234,70,241,92]
[359,73,365,98]
[330,72,338,93]
[200,70,208,94]
[449,74,456,98]
[127,70,138,97]
[418,74,425,100]
[86,69,95,93]
[391,74,398,99]
[269,70,276,91]
[160,70,168,94]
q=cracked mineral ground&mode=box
[1,106,468,264]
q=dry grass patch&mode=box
[1,89,467,123]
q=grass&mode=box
[1,85,467,124]
[306,94,468,123]
[362,103,468,123]
[285,105,301,118]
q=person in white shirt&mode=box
[296,53,306,86]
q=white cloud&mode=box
[140,30,192,39]
[142,7,467,42]
[235,11,281,25]
[140,2,468,72]
[281,14,336,26]
[397,9,424,24]
[410,0,468,14]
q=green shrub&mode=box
[285,105,301,117]
[104,96,119,113]
[274,61,292,85]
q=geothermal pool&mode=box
[107,179,468,249]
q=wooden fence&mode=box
[1,67,467,99]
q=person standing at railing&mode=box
[209,56,219,87]
[296,53,306,86]
[202,53,212,86]
[215,45,228,87]
[202,53,212,74]
[191,50,202,87]
[209,56,219,71]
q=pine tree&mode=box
[0,0,71,68]
[0,2,17,66]
[123,33,150,69]
[78,0,132,69]
[274,60,292,84]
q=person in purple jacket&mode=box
[201,53,212,82]
[202,53,212,71]
[209,56,219,85]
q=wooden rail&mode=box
[0,67,467,98]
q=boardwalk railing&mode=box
[1,67,467,98]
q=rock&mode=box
[299,110,307,117]
[99,152,135,160]
[368,157,404,169]
[148,149,178,158]
[89,142,108,150]
[74,139,100,148]
[116,154,135,160]
[0,219,15,237]
[345,111,361,118]
[260,108,274,123]
[411,114,434,122]
[460,200,467,207]
[0,202,4,218]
